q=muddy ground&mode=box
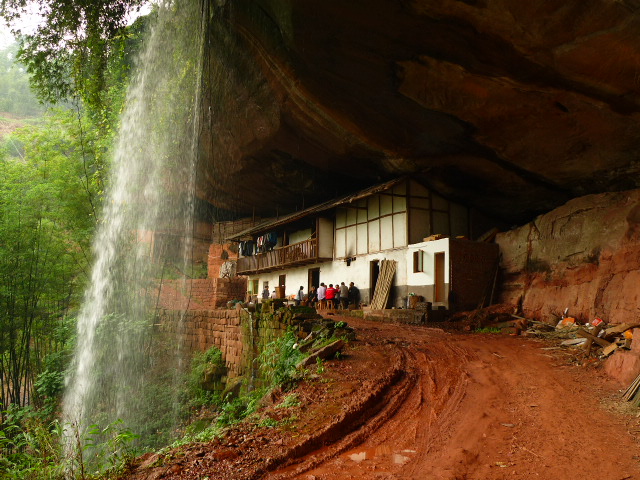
[124,316,640,480]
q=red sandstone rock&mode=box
[195,1,640,224]
[497,190,640,325]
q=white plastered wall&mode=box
[247,247,409,304]
[406,238,450,288]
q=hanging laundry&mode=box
[265,231,278,250]
[240,240,255,256]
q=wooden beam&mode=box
[576,328,612,348]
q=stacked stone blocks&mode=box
[157,306,288,380]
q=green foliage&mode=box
[0,118,99,411]
[275,393,300,410]
[0,43,45,117]
[170,422,223,448]
[216,389,265,428]
[474,327,502,334]
[79,419,140,476]
[0,407,141,480]
[257,329,307,390]
[173,329,311,448]
[257,417,279,428]
[315,357,325,375]
[0,404,64,479]
[1,0,147,112]
[33,370,64,409]
[186,347,224,409]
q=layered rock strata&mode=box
[496,189,640,325]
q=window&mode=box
[413,250,424,273]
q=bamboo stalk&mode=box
[623,373,640,401]
[371,260,396,309]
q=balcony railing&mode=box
[237,238,325,274]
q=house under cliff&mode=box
[227,177,499,313]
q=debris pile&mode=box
[528,314,638,360]
[453,305,638,362]
[449,303,519,331]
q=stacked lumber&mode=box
[575,322,639,357]
[370,260,397,310]
[623,372,640,407]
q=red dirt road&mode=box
[128,317,640,480]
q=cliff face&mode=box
[496,189,640,324]
[198,0,640,224]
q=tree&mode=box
[0,0,148,418]
[0,110,100,413]
[0,0,147,112]
[0,43,44,117]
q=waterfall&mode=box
[63,0,207,455]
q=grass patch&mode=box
[474,327,502,334]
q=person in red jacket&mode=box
[326,283,336,309]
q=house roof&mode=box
[226,177,407,241]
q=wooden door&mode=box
[435,252,445,303]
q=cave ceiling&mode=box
[197,0,640,225]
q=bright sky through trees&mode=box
[0,25,13,49]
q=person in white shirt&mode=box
[339,282,349,309]
[296,286,304,306]
[317,282,327,309]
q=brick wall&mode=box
[208,243,240,279]
[157,306,287,378]
[449,239,500,312]
[157,277,247,310]
[211,277,247,306]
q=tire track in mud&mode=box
[277,320,640,480]
[125,319,640,480]
[267,324,480,480]
[265,346,418,479]
[401,342,475,479]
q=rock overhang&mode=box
[196,0,640,226]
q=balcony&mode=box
[236,238,328,274]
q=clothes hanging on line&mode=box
[239,240,255,256]
[265,231,278,248]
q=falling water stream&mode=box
[63,0,208,457]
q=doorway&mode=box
[370,260,380,302]
[308,268,320,291]
[434,252,445,303]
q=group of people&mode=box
[261,282,361,310]
[302,282,360,310]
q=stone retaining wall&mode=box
[158,277,247,311]
[157,306,288,378]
